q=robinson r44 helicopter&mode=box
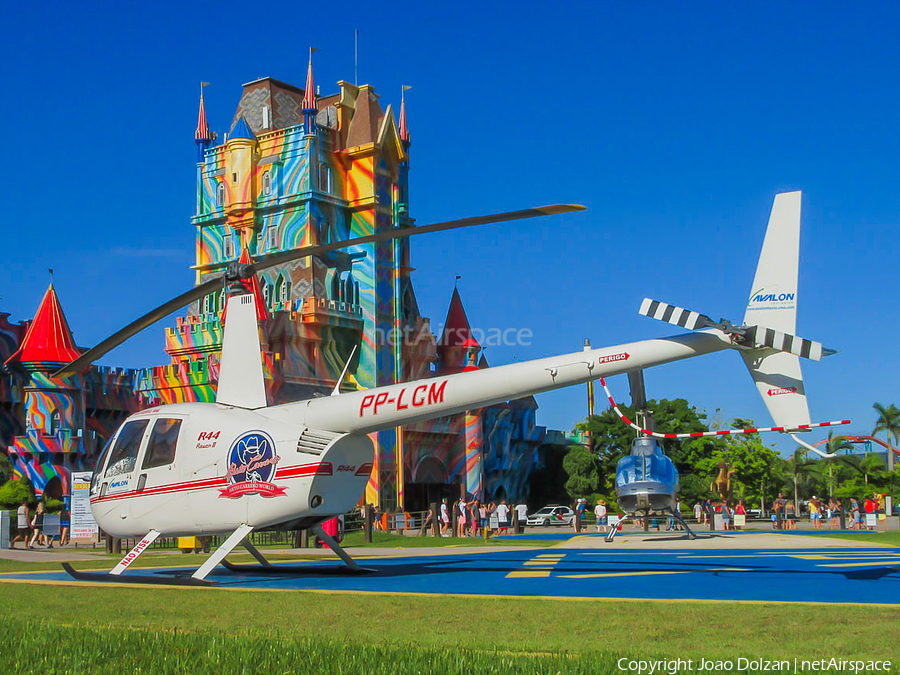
[57,192,846,584]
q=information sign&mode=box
[70,471,98,539]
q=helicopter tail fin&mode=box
[216,293,268,409]
[739,191,811,430]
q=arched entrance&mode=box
[43,475,63,500]
[404,458,456,512]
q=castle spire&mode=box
[303,47,318,134]
[195,82,212,162]
[6,284,81,367]
[399,86,411,144]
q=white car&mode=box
[526,506,575,527]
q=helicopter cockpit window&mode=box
[142,419,182,470]
[104,420,149,478]
[91,435,115,493]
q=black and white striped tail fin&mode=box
[638,298,715,331]
[743,326,835,362]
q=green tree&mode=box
[0,477,35,510]
[809,432,855,498]
[576,398,709,475]
[562,446,599,501]
[779,448,819,510]
[872,402,900,470]
[836,453,887,490]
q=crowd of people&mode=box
[434,497,528,537]
[9,499,71,549]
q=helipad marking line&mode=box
[817,561,900,568]
[507,571,552,578]
[561,570,688,579]
[560,567,752,579]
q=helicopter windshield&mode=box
[104,419,149,478]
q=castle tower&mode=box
[5,285,84,498]
[136,65,436,510]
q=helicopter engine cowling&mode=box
[615,437,679,514]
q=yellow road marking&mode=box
[817,561,900,568]
[506,571,552,578]
[561,571,688,579]
[523,561,558,566]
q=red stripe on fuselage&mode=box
[90,463,330,504]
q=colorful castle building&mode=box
[2,58,548,510]
[2,286,138,499]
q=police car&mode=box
[526,506,575,527]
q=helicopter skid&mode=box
[61,563,214,586]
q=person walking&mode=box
[693,501,702,523]
[11,500,31,549]
[479,502,488,535]
[28,501,45,549]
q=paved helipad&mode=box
[2,532,898,604]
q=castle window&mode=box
[262,105,271,129]
[276,276,289,307]
[262,171,272,196]
[223,233,234,259]
[202,293,213,315]
[232,172,238,184]
[268,226,278,250]
[218,288,226,312]
[49,410,60,435]
[319,164,331,193]
[216,182,225,207]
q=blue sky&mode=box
[2,2,898,455]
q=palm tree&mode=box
[784,448,818,513]
[872,402,900,471]
[817,432,854,498]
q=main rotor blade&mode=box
[54,204,585,377]
[251,204,584,274]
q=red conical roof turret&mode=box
[6,285,81,365]
[438,287,479,349]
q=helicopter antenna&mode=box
[331,344,359,396]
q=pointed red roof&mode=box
[399,94,409,143]
[303,52,316,109]
[437,287,479,349]
[6,285,81,365]
[220,247,270,324]
[195,90,211,141]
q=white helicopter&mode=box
[58,193,845,585]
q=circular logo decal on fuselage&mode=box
[219,431,285,499]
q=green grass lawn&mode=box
[1,583,898,668]
[2,540,900,673]
[811,531,900,546]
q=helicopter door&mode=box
[136,418,182,494]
